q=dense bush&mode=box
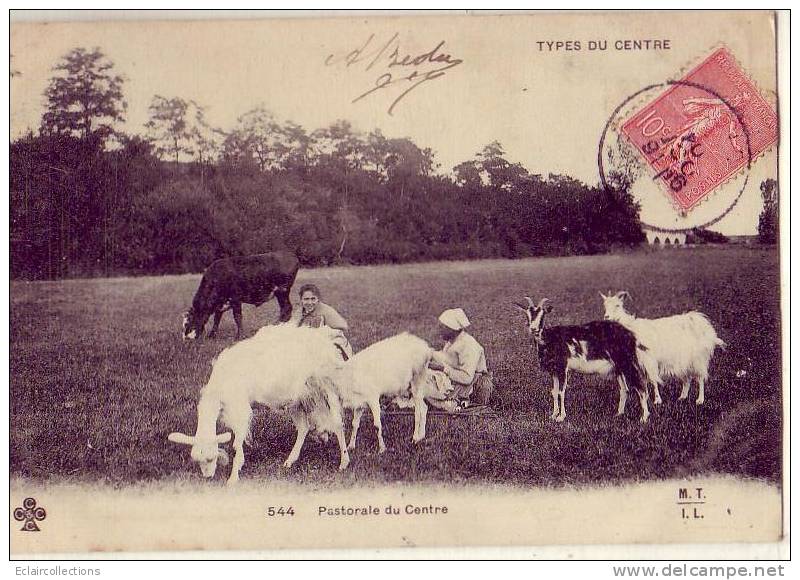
[687,228,730,245]
[10,130,647,279]
[10,45,646,279]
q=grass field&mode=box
[10,246,782,488]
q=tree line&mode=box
[11,47,653,279]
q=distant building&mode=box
[727,235,759,245]
[644,229,686,246]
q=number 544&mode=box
[267,506,295,517]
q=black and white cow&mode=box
[183,251,300,340]
[513,296,658,423]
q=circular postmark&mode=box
[598,79,754,234]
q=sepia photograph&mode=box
[8,10,787,557]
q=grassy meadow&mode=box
[10,246,782,488]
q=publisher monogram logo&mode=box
[14,497,47,532]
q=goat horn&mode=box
[168,432,195,445]
[537,298,551,309]
[524,296,535,306]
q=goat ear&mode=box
[511,301,528,311]
[168,432,194,445]
[617,291,632,302]
[215,432,232,444]
[216,448,230,466]
[544,304,554,313]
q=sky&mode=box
[10,11,780,235]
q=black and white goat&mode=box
[601,291,725,405]
[514,297,659,423]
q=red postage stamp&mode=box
[621,47,778,212]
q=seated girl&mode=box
[291,283,354,359]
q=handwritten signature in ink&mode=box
[325,33,464,116]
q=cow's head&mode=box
[182,308,207,340]
[512,296,552,344]
[600,291,631,321]
[168,431,232,478]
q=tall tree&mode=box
[145,96,192,165]
[310,120,365,170]
[228,106,282,171]
[758,178,778,244]
[146,96,220,169]
[280,120,312,171]
[476,141,530,192]
[453,142,531,193]
[364,129,390,175]
[384,138,436,181]
[41,47,126,145]
[222,107,310,172]
[453,160,482,189]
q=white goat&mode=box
[168,325,350,484]
[601,291,726,405]
[323,332,454,453]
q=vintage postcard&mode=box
[9,10,787,558]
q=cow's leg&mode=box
[231,302,243,339]
[191,313,211,340]
[275,286,292,323]
[207,309,224,338]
